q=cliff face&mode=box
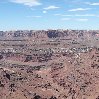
[0,30,99,99]
[0,30,99,39]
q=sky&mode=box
[0,0,99,30]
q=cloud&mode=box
[54,14,61,16]
[44,5,60,10]
[54,14,96,17]
[61,17,88,22]
[76,18,88,21]
[54,14,72,16]
[62,14,95,17]
[43,11,47,13]
[10,0,42,7]
[68,8,91,11]
[75,14,95,16]
[86,2,99,6]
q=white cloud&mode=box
[54,14,61,16]
[44,5,60,10]
[43,11,47,13]
[54,14,96,17]
[91,3,99,5]
[10,0,42,7]
[62,14,95,17]
[68,8,91,11]
[75,14,95,16]
[76,18,88,21]
[87,2,99,5]
[61,18,70,21]
[54,14,72,16]
[61,17,88,22]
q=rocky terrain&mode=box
[0,29,99,99]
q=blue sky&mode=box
[0,0,99,30]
